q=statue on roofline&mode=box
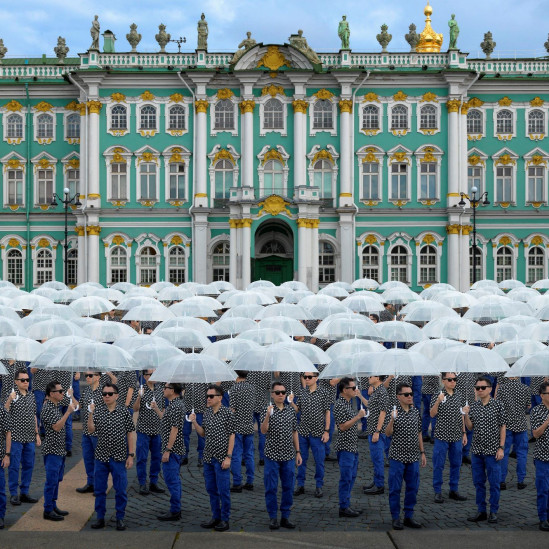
[231,31,256,65]
[338,15,350,50]
[289,29,320,64]
[90,15,100,50]
[197,13,208,50]
[448,14,459,50]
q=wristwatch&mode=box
[498,445,504,450]
[128,453,135,457]
[166,447,173,453]
[4,452,10,457]
[226,454,232,459]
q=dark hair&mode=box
[271,381,286,392]
[170,383,183,395]
[208,384,224,396]
[369,313,380,323]
[539,381,549,395]
[441,372,455,379]
[102,382,119,394]
[302,372,319,378]
[14,369,27,380]
[475,375,492,388]
[338,376,355,392]
[396,382,412,395]
[234,370,248,379]
[45,380,61,396]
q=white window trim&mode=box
[360,102,383,136]
[165,101,190,136]
[256,145,290,198]
[208,234,231,284]
[107,101,130,137]
[318,234,341,287]
[466,149,488,196]
[104,146,132,203]
[466,108,486,141]
[30,235,57,288]
[259,95,288,137]
[387,102,411,137]
[493,106,517,141]
[163,145,192,204]
[356,146,384,203]
[33,111,57,145]
[210,95,238,137]
[525,106,547,141]
[1,152,26,208]
[163,232,190,284]
[61,152,80,198]
[469,235,488,284]
[31,153,57,208]
[523,236,548,284]
[306,144,339,201]
[134,147,160,203]
[103,233,133,286]
[415,232,444,287]
[387,237,413,286]
[136,101,160,138]
[0,235,27,287]
[387,147,412,203]
[492,239,518,281]
[309,97,337,137]
[415,146,443,204]
[135,234,161,286]
[207,144,240,207]
[492,149,518,205]
[524,149,549,205]
[357,232,385,282]
[63,111,81,145]
[416,102,441,136]
[3,111,25,145]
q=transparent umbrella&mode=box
[431,291,478,309]
[0,281,16,289]
[532,279,549,291]
[305,302,348,319]
[498,279,525,291]
[330,281,354,293]
[112,334,173,353]
[130,344,185,369]
[212,316,257,336]
[183,296,223,311]
[70,296,114,317]
[493,338,547,364]
[0,317,27,337]
[116,296,159,311]
[86,320,137,343]
[168,301,217,318]
[409,338,465,361]
[218,290,241,306]
[325,338,387,359]
[360,349,440,376]
[507,288,539,303]
[237,328,292,346]
[528,295,549,311]
[220,304,263,320]
[299,294,342,310]
[254,303,312,320]
[436,345,508,373]
[194,283,220,297]
[272,340,332,365]
[150,354,237,383]
[110,282,136,293]
[400,301,458,323]
[122,303,176,322]
[22,314,63,329]
[11,294,54,311]
[247,280,275,290]
[31,337,93,368]
[519,323,549,343]
[150,281,174,292]
[381,288,421,306]
[231,346,317,373]
[342,294,385,314]
[282,290,314,304]
[259,316,310,337]
[351,278,380,291]
[422,317,491,343]
[224,291,276,308]
[27,304,79,321]
[535,305,549,321]
[318,286,349,299]
[31,287,61,300]
[483,322,520,343]
[0,305,22,322]
[153,317,217,337]
[0,336,43,361]
[201,338,260,362]
[88,288,125,302]
[505,351,549,377]
[471,280,499,290]
[125,287,158,299]
[155,327,212,349]
[26,319,86,340]
[314,314,382,341]
[52,289,82,304]
[157,287,194,302]
[378,281,410,291]
[41,281,68,291]
[378,321,426,343]
[468,287,506,298]
[463,301,516,322]
[500,315,540,328]
[281,281,309,291]
[210,280,235,292]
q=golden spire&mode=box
[416,2,443,53]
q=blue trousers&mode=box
[136,432,161,486]
[535,459,549,521]
[463,429,473,457]
[9,441,35,496]
[43,454,65,512]
[61,406,73,451]
[501,430,528,483]
[412,377,422,410]
[337,450,358,509]
[357,391,368,431]
[94,458,128,520]
[72,376,81,401]
[162,453,181,513]
[369,434,386,488]
[389,459,420,520]
[421,394,436,437]
[231,433,254,486]
[203,458,231,521]
[82,434,98,486]
[0,466,5,519]
[296,434,325,489]
[253,412,266,460]
[432,438,462,493]
[183,412,204,458]
[384,434,392,458]
[325,405,335,456]
[34,390,45,434]
[264,457,295,519]
[471,454,501,513]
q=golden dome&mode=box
[416,2,443,53]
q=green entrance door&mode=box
[253,256,293,286]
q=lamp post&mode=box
[51,188,81,284]
[458,186,490,284]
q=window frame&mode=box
[417,102,441,135]
[4,112,25,144]
[389,162,410,201]
[318,241,336,285]
[33,246,55,287]
[310,98,337,136]
[211,98,238,137]
[207,145,240,206]
[259,96,288,137]
[306,145,339,204]
[361,103,382,135]
[257,145,290,198]
[136,245,159,286]
[388,243,410,284]
[493,107,516,140]
[466,108,484,137]
[525,107,547,139]
[66,247,78,286]
[2,154,26,208]
[136,103,159,137]
[361,244,381,282]
[104,147,132,203]
[526,245,546,284]
[34,112,56,144]
[492,152,518,205]
[418,244,438,284]
[211,241,230,282]
[494,245,515,283]
[108,103,129,136]
[388,103,410,135]
[31,155,57,207]
[110,245,129,285]
[64,112,80,143]
[165,102,189,136]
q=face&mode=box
[302,373,318,387]
[271,385,287,403]
[85,372,99,386]
[102,388,119,403]
[368,375,380,385]
[369,315,378,324]
[442,373,457,390]
[143,370,153,381]
[343,381,357,398]
[15,374,30,391]
[474,381,491,397]
[541,387,549,406]
[49,384,65,403]
[396,387,413,406]
[206,390,222,407]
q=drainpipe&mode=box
[24,83,31,290]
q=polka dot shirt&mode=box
[136,384,165,436]
[495,379,530,433]
[388,403,422,464]
[201,405,235,464]
[261,404,298,462]
[7,389,37,443]
[161,397,185,455]
[530,404,549,462]
[430,390,465,442]
[229,381,256,435]
[468,398,505,456]
[40,399,66,456]
[92,404,135,462]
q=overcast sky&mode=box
[2,0,547,59]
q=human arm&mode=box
[293,430,302,466]
[126,430,136,469]
[495,424,505,461]
[221,433,235,470]
[371,410,387,443]
[162,426,179,463]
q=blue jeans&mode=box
[136,432,162,486]
[412,377,422,410]
[203,458,231,521]
[357,391,368,431]
[264,457,295,519]
[183,412,204,458]
[325,405,335,456]
[94,458,128,520]
[432,438,462,493]
[162,453,181,513]
[421,394,436,437]
[9,441,35,496]
[369,434,386,488]
[82,434,98,486]
[231,433,254,486]
[389,459,420,520]
[72,376,81,401]
[463,429,473,457]
[253,412,266,460]
[384,434,392,458]
[61,406,73,451]
[501,430,528,483]
[43,454,65,512]
[34,390,45,434]
[337,450,358,509]
[471,454,501,513]
[535,459,549,521]
[0,465,5,519]
[296,434,325,489]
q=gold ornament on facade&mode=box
[65,158,80,172]
[239,100,256,114]
[65,100,79,111]
[362,152,379,163]
[460,103,469,115]
[499,236,512,246]
[216,89,234,100]
[111,148,127,164]
[338,99,353,113]
[416,3,443,53]
[362,92,379,103]
[313,89,334,101]
[528,155,547,167]
[420,152,437,163]
[5,158,23,171]
[139,200,156,207]
[112,235,125,246]
[446,99,461,113]
[34,101,53,112]
[168,200,184,207]
[365,234,378,245]
[141,91,155,101]
[37,238,50,248]
[393,91,408,102]
[292,100,308,113]
[495,154,516,165]
[362,129,381,136]
[530,97,545,107]
[498,96,513,107]
[139,151,157,165]
[195,100,209,114]
[110,93,126,103]
[312,149,334,165]
[257,46,291,71]
[74,226,85,237]
[261,84,285,98]
[420,92,438,103]
[420,199,437,206]
[87,226,101,236]
[423,234,435,244]
[110,200,127,208]
[87,100,103,114]
[5,100,23,112]
[77,103,87,116]
[170,236,183,246]
[499,202,511,208]
[170,93,183,103]
[8,238,20,248]
[258,195,291,217]
[213,148,235,165]
[467,97,484,108]
[531,235,544,246]
[262,148,285,165]
[35,158,53,171]
[390,151,409,164]
[531,202,544,208]
[390,199,408,207]
[240,218,253,228]
[169,150,184,164]
[468,155,485,166]
[446,224,460,235]
[362,200,380,207]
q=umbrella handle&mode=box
[439,391,447,404]
[460,400,469,415]
[11,389,19,403]
[145,396,156,410]
[185,408,195,422]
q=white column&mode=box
[292,100,307,189]
[338,100,353,207]
[339,212,354,282]
[446,98,461,203]
[76,226,86,284]
[193,211,209,283]
[194,100,208,207]
[229,220,237,287]
[460,225,471,292]
[446,226,460,290]
[241,101,255,189]
[241,219,251,289]
[86,224,100,283]
[297,220,307,283]
[86,101,101,203]
[310,220,319,291]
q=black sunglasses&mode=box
[474,386,489,391]
[16,378,30,382]
[398,392,413,397]
[164,386,173,390]
[272,390,286,395]
[206,394,221,399]
[345,386,357,391]
[102,391,116,397]
[142,373,152,377]
[443,377,457,382]
[50,389,64,394]
[302,375,317,380]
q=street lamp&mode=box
[51,187,82,284]
[458,186,490,284]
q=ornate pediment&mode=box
[233,43,316,72]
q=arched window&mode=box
[469,247,482,284]
[467,109,482,134]
[6,114,23,138]
[362,162,379,200]
[214,100,234,130]
[527,164,545,203]
[391,105,408,130]
[496,246,513,282]
[212,242,230,281]
[496,110,513,134]
[111,105,127,130]
[362,105,379,130]
[140,162,157,199]
[263,160,284,195]
[7,248,23,286]
[37,114,54,138]
[110,247,128,283]
[264,98,283,129]
[214,159,233,199]
[168,246,186,284]
[66,166,79,197]
[420,104,437,129]
[66,113,80,139]
[390,245,408,283]
[169,105,186,130]
[110,163,127,200]
[168,162,186,200]
[260,241,286,254]
[313,100,333,129]
[313,159,332,198]
[139,246,157,285]
[140,105,156,130]
[319,242,336,284]
[362,245,379,281]
[7,167,24,205]
[528,110,545,134]
[36,248,53,285]
[419,245,437,283]
[527,246,545,284]
[67,249,77,286]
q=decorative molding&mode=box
[495,154,516,166]
[313,89,334,100]
[530,97,545,107]
[389,151,410,164]
[112,235,125,246]
[5,158,24,171]
[34,101,53,112]
[37,238,50,248]
[393,91,408,102]
[111,93,126,103]
[292,99,308,113]
[261,84,285,97]
[213,148,235,165]
[4,100,23,112]
[527,155,547,167]
[87,225,101,236]
[87,100,102,114]
[446,99,461,113]
[499,236,512,246]
[258,195,291,217]
[239,100,256,114]
[257,46,291,71]
[467,97,485,108]
[420,92,438,103]
[262,148,285,165]
[111,147,128,164]
[312,149,334,165]
[170,93,184,103]
[363,92,379,103]
[297,219,319,228]
[468,155,485,166]
[65,100,79,111]
[216,88,234,100]
[195,99,209,113]
[498,96,513,107]
[141,91,155,101]
[338,99,353,113]
[446,224,460,235]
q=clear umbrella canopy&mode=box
[500,315,540,328]
[532,279,549,290]
[483,322,521,343]
[0,281,16,289]
[150,281,174,292]
[498,279,525,291]
[150,353,237,384]
[130,344,185,369]
[31,287,62,300]
[281,281,309,291]
[22,314,63,329]
[110,282,136,293]
[70,296,114,317]
[224,291,276,308]
[220,304,264,319]
[157,287,194,302]
[210,280,236,292]
[122,303,176,322]
[325,338,387,359]
[351,278,380,291]
[0,317,27,337]
[281,290,314,304]
[378,281,409,291]
[378,321,426,343]
[0,304,25,322]
[182,295,223,310]
[535,305,549,321]
[31,336,94,368]
[212,316,257,336]
[528,295,549,311]
[254,303,312,320]
[231,346,317,373]
[154,327,212,349]
[201,338,260,362]
[317,286,349,299]
[431,291,478,309]
[259,316,310,337]
[217,290,241,305]
[381,288,421,306]
[305,302,349,319]
[330,281,354,293]
[471,280,500,290]
[493,338,547,364]
[247,280,275,290]
[168,301,217,318]
[422,317,491,343]
[0,336,43,361]
[0,296,16,307]
[299,294,341,310]
[11,294,54,311]
[237,328,292,346]
[436,345,508,373]
[400,301,458,322]
[507,287,540,303]
[41,281,68,291]
[87,287,125,302]
[51,289,82,304]
[26,319,86,340]
[86,320,137,342]
[116,296,159,311]
[153,317,217,337]
[313,314,381,341]
[519,322,549,343]
[463,301,517,322]
[112,334,173,353]
[271,340,332,365]
[27,304,79,321]
[342,294,385,314]
[506,351,549,377]
[468,287,506,298]
[1,288,28,300]
[125,287,158,299]
[409,338,465,361]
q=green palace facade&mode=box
[1,5,549,291]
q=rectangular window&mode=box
[420,255,437,282]
[169,163,186,200]
[67,254,77,286]
[111,163,127,200]
[37,169,53,205]
[527,253,544,284]
[7,253,23,286]
[36,255,53,285]
[496,253,513,283]
[67,169,79,197]
[263,173,283,195]
[140,163,156,200]
[420,163,437,199]
[213,254,230,281]
[390,266,407,282]
[7,169,24,205]
[528,166,544,203]
[390,163,408,200]
[469,251,482,284]
[362,164,379,200]
[496,166,513,203]
[467,166,482,197]
[215,170,230,199]
[314,171,332,198]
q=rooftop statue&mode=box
[155,24,170,53]
[0,39,6,63]
[54,36,69,63]
[481,31,496,59]
[197,13,208,50]
[126,23,142,52]
[338,15,350,50]
[376,24,392,53]
[289,29,320,64]
[448,14,459,50]
[405,23,419,52]
[231,31,257,65]
[90,15,100,50]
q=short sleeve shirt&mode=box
[80,385,103,437]
[202,406,235,464]
[248,371,271,414]
[136,384,164,436]
[296,386,330,438]
[431,390,465,442]
[93,404,135,462]
[334,397,358,453]
[496,380,530,433]
[8,390,37,443]
[40,400,66,456]
[161,398,185,455]
[469,398,505,456]
[530,404,549,462]
[229,381,255,435]
[389,404,421,463]
[366,385,390,436]
[182,383,207,414]
[0,407,9,459]
[261,405,297,462]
